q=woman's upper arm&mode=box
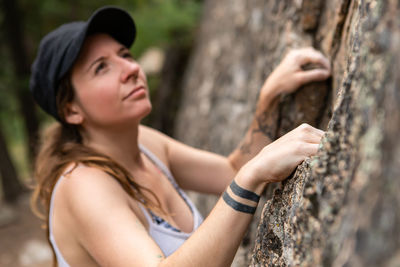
[167,140,236,194]
[139,125,236,194]
[60,167,164,267]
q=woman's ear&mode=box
[64,101,84,125]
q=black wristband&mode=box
[222,191,257,214]
[230,180,260,203]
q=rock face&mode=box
[174,0,400,266]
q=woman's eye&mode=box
[95,62,106,74]
[122,52,133,60]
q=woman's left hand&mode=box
[260,47,331,101]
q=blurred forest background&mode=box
[0,0,202,266]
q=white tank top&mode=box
[48,145,203,266]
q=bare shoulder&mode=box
[138,125,170,163]
[55,165,132,220]
[60,165,127,197]
[138,124,170,144]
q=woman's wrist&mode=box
[234,165,268,196]
[222,168,267,215]
[258,80,280,110]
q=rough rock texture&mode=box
[174,0,400,266]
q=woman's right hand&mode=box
[241,123,324,186]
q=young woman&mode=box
[30,6,330,267]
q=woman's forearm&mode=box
[161,123,325,266]
[228,47,331,172]
[228,89,279,171]
[161,172,265,267]
[159,122,323,267]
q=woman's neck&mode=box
[82,122,145,171]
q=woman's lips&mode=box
[123,86,146,100]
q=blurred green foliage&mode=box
[131,0,201,56]
[0,0,202,180]
[20,0,201,58]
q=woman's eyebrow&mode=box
[118,46,129,54]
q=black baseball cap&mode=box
[30,6,136,121]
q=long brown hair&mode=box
[31,74,161,265]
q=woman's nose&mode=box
[120,59,140,83]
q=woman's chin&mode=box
[137,103,152,121]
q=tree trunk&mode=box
[149,43,192,136]
[1,0,40,162]
[0,128,24,203]
[175,0,400,266]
